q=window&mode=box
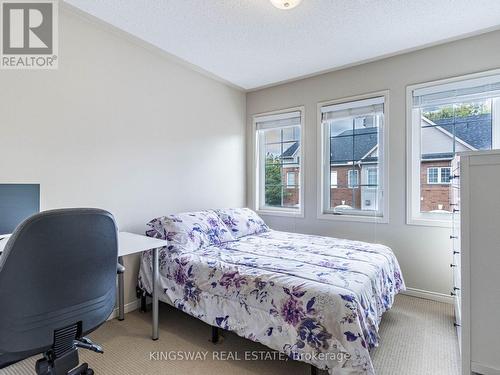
[367,167,378,189]
[330,171,338,187]
[347,170,359,188]
[254,108,303,215]
[407,71,500,226]
[320,94,387,220]
[426,167,451,184]
[427,167,439,184]
[441,167,451,184]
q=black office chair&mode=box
[0,208,119,375]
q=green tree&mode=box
[423,102,491,122]
[264,154,288,206]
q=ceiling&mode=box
[64,0,500,90]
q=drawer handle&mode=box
[450,235,458,239]
[450,264,457,268]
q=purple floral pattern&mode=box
[145,210,234,251]
[138,226,405,375]
[213,208,269,238]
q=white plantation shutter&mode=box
[255,111,301,130]
[412,73,500,107]
[321,97,384,122]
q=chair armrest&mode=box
[117,263,125,274]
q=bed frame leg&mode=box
[211,326,220,344]
[310,366,328,375]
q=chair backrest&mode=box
[0,208,118,356]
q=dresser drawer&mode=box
[451,235,460,253]
[451,185,460,206]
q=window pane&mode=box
[263,128,282,144]
[282,127,301,142]
[257,117,301,211]
[361,165,380,211]
[441,167,451,184]
[264,143,281,158]
[281,141,299,164]
[325,99,384,217]
[427,168,439,183]
[418,98,493,213]
[329,118,352,137]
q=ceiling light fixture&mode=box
[270,0,302,10]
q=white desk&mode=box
[117,232,167,340]
[0,232,166,341]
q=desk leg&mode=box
[152,248,159,340]
[118,256,125,321]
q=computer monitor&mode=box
[0,184,40,235]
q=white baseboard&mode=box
[107,299,141,321]
[402,287,453,304]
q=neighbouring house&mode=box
[280,141,300,207]
[420,114,490,212]
[279,113,491,212]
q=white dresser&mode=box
[451,150,500,375]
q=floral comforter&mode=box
[138,230,405,374]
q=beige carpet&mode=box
[0,294,459,375]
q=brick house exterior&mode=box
[278,114,490,212]
[329,165,362,209]
[418,114,490,212]
[419,160,452,212]
[283,165,300,207]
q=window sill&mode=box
[406,216,452,228]
[256,208,304,219]
[317,212,388,224]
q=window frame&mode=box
[406,69,500,227]
[252,106,305,218]
[426,167,451,185]
[317,91,390,224]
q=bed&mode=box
[138,208,405,375]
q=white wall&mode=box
[246,30,500,297]
[0,7,246,305]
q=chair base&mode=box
[35,348,92,375]
[36,359,94,375]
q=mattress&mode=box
[138,229,405,374]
